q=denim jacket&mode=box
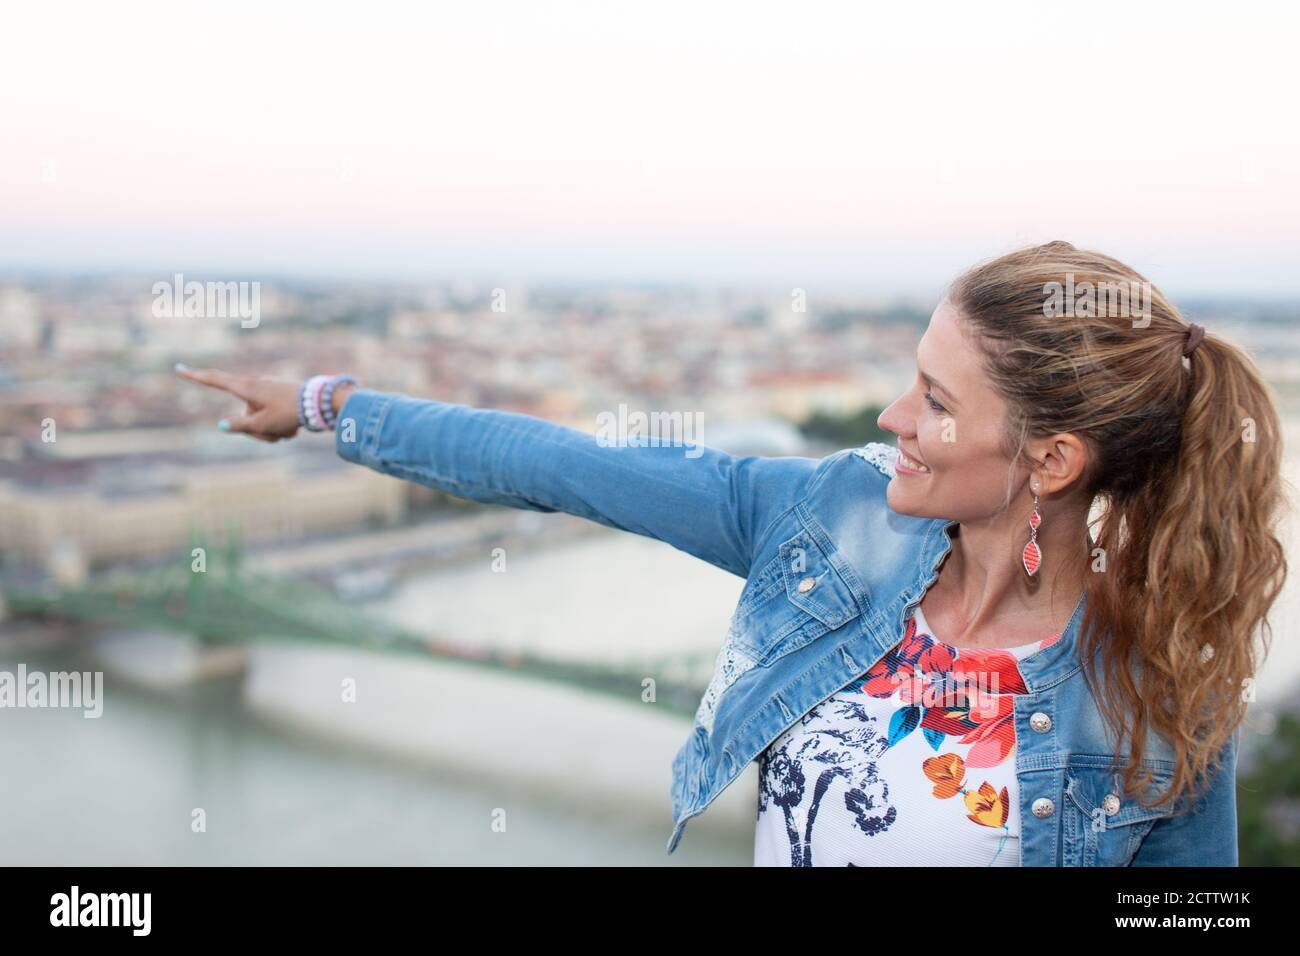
[335,388,1240,866]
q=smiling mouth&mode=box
[897,449,930,473]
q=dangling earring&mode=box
[1022,485,1042,577]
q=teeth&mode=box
[897,450,930,473]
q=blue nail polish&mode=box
[174,361,190,371]
[217,419,230,432]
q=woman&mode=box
[175,241,1288,866]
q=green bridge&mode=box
[2,531,711,718]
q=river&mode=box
[3,439,1300,864]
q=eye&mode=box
[924,391,947,413]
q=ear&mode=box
[1027,432,1088,495]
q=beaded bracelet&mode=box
[321,374,357,430]
[299,373,356,432]
[299,375,329,432]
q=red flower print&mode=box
[952,646,1029,696]
[858,613,929,697]
[956,695,1018,768]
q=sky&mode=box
[1,0,1298,296]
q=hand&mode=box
[173,363,303,442]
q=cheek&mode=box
[918,418,958,461]
[918,433,1013,504]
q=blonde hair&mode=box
[948,241,1289,813]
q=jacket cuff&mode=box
[334,387,392,467]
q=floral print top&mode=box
[754,602,1062,866]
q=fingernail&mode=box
[174,362,190,371]
[217,419,230,432]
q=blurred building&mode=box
[0,432,405,572]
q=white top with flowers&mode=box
[753,602,1061,867]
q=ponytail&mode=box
[1080,330,1288,809]
[950,243,1291,812]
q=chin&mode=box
[885,480,920,516]
[885,479,943,520]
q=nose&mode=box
[876,391,914,440]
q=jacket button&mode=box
[1031,797,1055,818]
[1103,793,1122,816]
[797,577,817,594]
[1029,711,1052,733]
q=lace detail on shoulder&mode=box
[694,622,758,735]
[851,442,898,478]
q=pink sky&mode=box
[2,0,1297,293]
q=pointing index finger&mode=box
[174,364,253,400]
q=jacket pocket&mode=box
[728,528,862,665]
[1062,757,1178,866]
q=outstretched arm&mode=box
[173,366,824,578]
[332,387,820,578]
